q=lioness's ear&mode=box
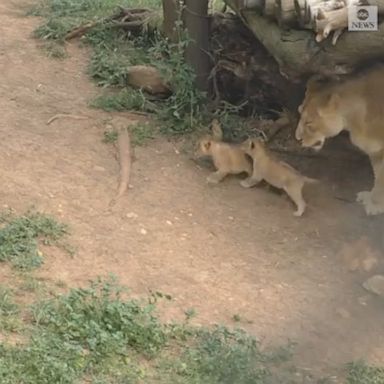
[298,104,303,114]
[211,119,223,140]
[328,93,340,108]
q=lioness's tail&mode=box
[304,176,318,184]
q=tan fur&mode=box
[296,65,384,215]
[195,121,252,184]
[240,138,317,217]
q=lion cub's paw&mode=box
[240,177,259,188]
[293,206,305,217]
[206,174,221,184]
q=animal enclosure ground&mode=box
[1,0,384,381]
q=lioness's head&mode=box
[296,90,345,151]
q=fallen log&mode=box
[225,0,384,78]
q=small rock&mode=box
[93,165,106,172]
[363,275,384,296]
[126,212,138,219]
[336,308,350,319]
[358,295,370,306]
[362,255,378,272]
[166,220,173,226]
[139,228,147,235]
[228,216,234,220]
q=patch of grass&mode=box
[31,0,208,135]
[41,41,67,59]
[0,210,71,270]
[103,121,155,146]
[90,89,157,113]
[131,122,156,145]
[347,361,384,384]
[0,286,22,332]
[0,276,305,383]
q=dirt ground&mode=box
[1,0,384,380]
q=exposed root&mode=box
[46,114,91,125]
[109,125,132,207]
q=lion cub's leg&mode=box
[206,170,228,184]
[240,167,263,188]
[283,181,306,217]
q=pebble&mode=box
[363,275,384,296]
[126,212,138,219]
[139,228,147,235]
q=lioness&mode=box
[240,138,317,216]
[195,120,252,184]
[296,65,384,215]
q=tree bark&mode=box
[225,0,384,79]
[162,0,180,42]
[183,0,212,93]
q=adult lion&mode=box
[295,65,384,215]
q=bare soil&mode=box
[1,0,384,380]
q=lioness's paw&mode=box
[363,200,384,216]
[356,191,371,203]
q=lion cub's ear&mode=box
[211,119,223,141]
[204,140,212,151]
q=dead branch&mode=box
[315,6,348,44]
[64,7,162,41]
[64,21,100,40]
[46,114,91,125]
[109,125,132,207]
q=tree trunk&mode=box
[225,0,384,79]
[162,0,180,42]
[183,0,212,93]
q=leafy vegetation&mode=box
[0,210,70,270]
[0,276,304,384]
[30,0,208,135]
[347,361,384,384]
[0,286,22,332]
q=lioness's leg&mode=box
[357,154,384,215]
[206,170,228,184]
[284,182,306,217]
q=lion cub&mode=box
[240,138,317,216]
[195,120,252,184]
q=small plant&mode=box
[131,122,156,145]
[90,89,157,113]
[347,361,384,384]
[0,286,21,332]
[0,210,70,270]
[31,276,167,359]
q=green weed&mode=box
[347,361,384,384]
[90,89,157,113]
[131,122,156,145]
[30,0,208,135]
[0,210,70,270]
[0,276,307,383]
[0,286,22,332]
